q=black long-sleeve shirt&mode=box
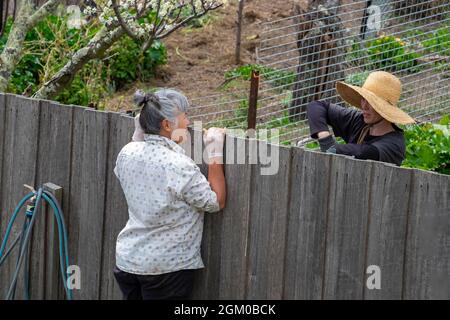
[306,100,406,166]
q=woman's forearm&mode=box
[208,161,226,210]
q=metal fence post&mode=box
[247,70,260,132]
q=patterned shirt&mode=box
[114,134,220,275]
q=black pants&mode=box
[113,266,195,300]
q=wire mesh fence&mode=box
[189,0,449,145]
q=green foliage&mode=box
[366,35,422,72]
[106,37,167,90]
[422,26,450,56]
[344,71,371,86]
[401,116,450,175]
[347,38,368,63]
[0,13,167,107]
[225,64,296,89]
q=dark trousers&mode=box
[113,266,195,300]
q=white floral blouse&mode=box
[114,134,220,275]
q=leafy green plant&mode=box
[401,116,450,174]
[366,35,422,72]
[105,37,167,90]
[422,27,450,56]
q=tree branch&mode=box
[28,0,59,26]
[155,3,223,40]
[32,26,125,99]
[111,0,140,41]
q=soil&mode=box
[105,0,298,111]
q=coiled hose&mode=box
[0,186,73,300]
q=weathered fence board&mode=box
[191,131,223,300]
[324,155,373,299]
[284,149,333,299]
[100,114,134,300]
[247,143,292,299]
[0,93,5,248]
[74,109,110,299]
[0,93,8,296]
[66,105,85,299]
[0,95,40,299]
[33,101,74,299]
[218,137,252,299]
[403,170,450,299]
[364,163,413,299]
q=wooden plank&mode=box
[26,100,73,300]
[323,154,373,299]
[100,113,134,300]
[71,108,109,299]
[217,136,252,299]
[403,170,450,299]
[67,105,86,299]
[0,94,40,299]
[191,128,225,299]
[0,93,8,297]
[364,163,413,299]
[283,148,333,299]
[0,93,5,249]
[246,143,292,299]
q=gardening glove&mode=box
[203,127,226,163]
[318,134,337,154]
[132,113,145,142]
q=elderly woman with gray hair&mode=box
[113,88,226,300]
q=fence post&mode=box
[247,70,260,133]
[43,182,63,300]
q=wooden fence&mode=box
[0,93,449,299]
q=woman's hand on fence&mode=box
[203,127,226,163]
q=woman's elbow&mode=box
[219,195,226,210]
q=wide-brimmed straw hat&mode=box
[336,71,416,124]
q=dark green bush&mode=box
[105,37,167,90]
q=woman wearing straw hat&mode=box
[306,71,416,166]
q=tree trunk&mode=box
[0,0,34,92]
[235,0,245,64]
[0,0,59,92]
[289,0,347,120]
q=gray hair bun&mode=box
[133,90,161,109]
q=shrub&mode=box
[105,37,167,91]
[422,27,450,56]
[0,13,167,107]
[402,115,450,175]
[366,35,422,72]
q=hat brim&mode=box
[336,81,416,125]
